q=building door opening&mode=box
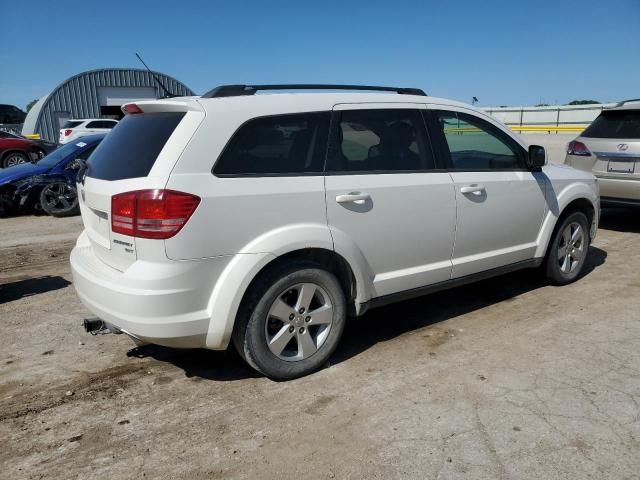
[100,106,125,120]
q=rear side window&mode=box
[87,112,184,181]
[328,109,435,172]
[213,112,330,176]
[582,110,640,139]
[63,121,83,129]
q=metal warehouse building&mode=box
[22,68,194,142]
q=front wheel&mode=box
[545,211,590,285]
[233,263,347,380]
[2,152,28,168]
[39,183,80,217]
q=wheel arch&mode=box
[535,183,598,258]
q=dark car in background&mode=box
[0,104,26,124]
[0,131,58,168]
[0,134,104,217]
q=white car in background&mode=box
[59,119,118,144]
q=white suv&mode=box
[71,84,599,379]
[59,119,118,144]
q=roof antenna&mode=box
[135,53,176,98]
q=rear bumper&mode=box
[70,231,232,349]
[597,176,640,202]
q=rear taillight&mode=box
[567,140,591,156]
[111,190,200,239]
[64,129,72,136]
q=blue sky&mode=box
[2,0,639,109]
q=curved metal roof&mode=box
[22,68,194,141]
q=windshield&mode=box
[37,141,90,168]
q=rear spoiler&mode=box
[121,98,204,115]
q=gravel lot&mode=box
[1,211,639,480]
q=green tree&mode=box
[25,99,38,112]
[566,100,600,105]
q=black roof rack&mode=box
[201,84,427,98]
[614,98,640,107]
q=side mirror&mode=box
[527,145,546,170]
[66,158,85,170]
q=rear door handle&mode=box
[336,192,371,204]
[460,184,485,194]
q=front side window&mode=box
[329,109,435,172]
[214,112,330,176]
[436,111,523,170]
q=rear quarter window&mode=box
[213,112,330,176]
[582,110,640,139]
[87,112,185,181]
[63,121,84,129]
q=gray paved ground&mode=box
[0,210,639,479]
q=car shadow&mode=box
[0,275,71,303]
[133,246,606,381]
[599,207,640,234]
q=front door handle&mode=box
[460,184,486,194]
[336,192,371,204]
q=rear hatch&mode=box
[579,109,640,178]
[78,99,204,271]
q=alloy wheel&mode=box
[264,283,334,361]
[42,183,77,214]
[5,154,27,167]
[557,221,585,274]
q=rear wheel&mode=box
[545,211,590,285]
[40,183,80,217]
[2,152,28,168]
[233,263,347,380]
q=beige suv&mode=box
[566,99,640,207]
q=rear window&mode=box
[87,112,184,181]
[63,121,83,129]
[582,110,640,139]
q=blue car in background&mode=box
[0,134,104,217]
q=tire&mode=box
[2,151,28,168]
[545,211,590,285]
[233,262,347,380]
[39,183,80,217]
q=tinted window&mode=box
[329,109,435,172]
[582,110,640,139]
[104,121,118,129]
[214,112,330,175]
[87,112,184,181]
[63,121,83,129]
[86,121,103,128]
[436,111,523,170]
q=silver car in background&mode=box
[566,99,640,207]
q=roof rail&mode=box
[615,98,640,107]
[201,84,427,98]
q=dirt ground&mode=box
[1,211,639,480]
